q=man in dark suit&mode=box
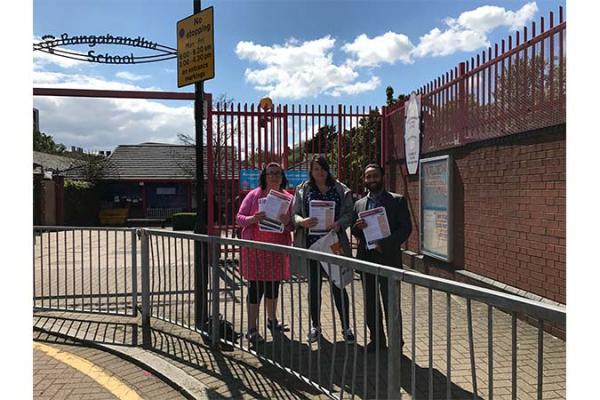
[351,163,412,352]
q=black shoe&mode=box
[307,326,321,343]
[267,318,289,334]
[366,340,387,353]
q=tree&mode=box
[55,151,110,183]
[490,53,566,133]
[332,110,381,192]
[493,54,566,106]
[385,86,409,107]
[303,125,337,155]
[33,129,66,154]
[75,153,109,183]
[175,93,240,176]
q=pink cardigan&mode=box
[236,187,294,240]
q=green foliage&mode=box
[329,110,381,191]
[76,153,108,183]
[64,179,99,226]
[303,125,337,154]
[33,130,66,154]
[385,86,409,107]
[65,179,93,190]
[494,54,566,105]
[172,212,197,231]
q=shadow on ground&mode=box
[32,314,482,399]
[33,314,322,399]
[250,333,483,399]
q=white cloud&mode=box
[33,48,87,69]
[33,70,162,91]
[342,32,414,67]
[33,71,191,149]
[34,95,192,150]
[330,77,381,97]
[236,36,378,100]
[411,27,488,57]
[413,2,538,58]
[115,71,151,81]
[448,2,539,33]
[235,3,539,99]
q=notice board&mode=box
[419,155,453,262]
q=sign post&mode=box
[177,1,215,333]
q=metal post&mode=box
[139,229,151,349]
[283,105,289,169]
[210,238,220,349]
[193,0,209,331]
[387,278,402,399]
[337,104,342,179]
[458,62,466,144]
[131,230,138,317]
[380,105,386,171]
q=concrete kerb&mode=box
[33,323,222,400]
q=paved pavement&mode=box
[33,230,566,399]
[33,330,184,399]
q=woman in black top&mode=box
[291,157,355,344]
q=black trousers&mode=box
[361,271,403,345]
[247,280,280,305]
[308,260,350,330]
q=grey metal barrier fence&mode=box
[33,226,138,317]
[139,229,566,400]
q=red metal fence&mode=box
[207,103,381,238]
[385,7,566,162]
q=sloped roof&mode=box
[68,143,239,181]
[33,151,84,174]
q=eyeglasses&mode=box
[266,172,282,177]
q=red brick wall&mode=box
[389,125,566,304]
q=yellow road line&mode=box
[33,342,143,400]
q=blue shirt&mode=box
[366,191,384,210]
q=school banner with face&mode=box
[404,92,421,175]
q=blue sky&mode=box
[33,0,565,150]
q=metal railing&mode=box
[146,207,182,219]
[33,226,138,316]
[138,228,565,400]
[385,7,566,156]
[32,226,566,399]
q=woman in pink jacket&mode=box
[236,162,293,344]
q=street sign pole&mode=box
[192,0,208,332]
[178,0,214,335]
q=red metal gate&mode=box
[206,102,382,240]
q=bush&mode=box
[172,212,197,231]
[64,179,99,226]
